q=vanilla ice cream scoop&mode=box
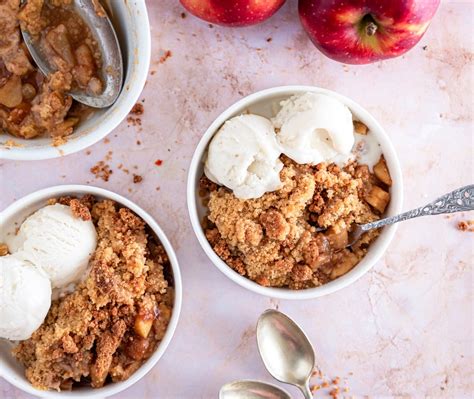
[6,204,97,288]
[272,92,355,164]
[204,114,283,199]
[0,254,51,340]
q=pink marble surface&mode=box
[1,0,473,397]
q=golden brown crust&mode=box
[202,157,391,289]
[13,196,173,391]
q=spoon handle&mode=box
[360,184,474,232]
[299,381,313,399]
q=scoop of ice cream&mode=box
[204,114,283,199]
[6,204,97,288]
[0,254,51,340]
[272,92,355,164]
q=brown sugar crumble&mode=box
[457,220,474,232]
[130,103,144,116]
[12,196,174,391]
[69,198,92,221]
[201,155,391,289]
[158,50,172,64]
[90,161,112,182]
[133,174,143,184]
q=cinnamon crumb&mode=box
[159,50,172,64]
[321,381,330,388]
[104,138,110,144]
[133,174,143,184]
[329,387,340,399]
[86,150,91,155]
[130,103,144,116]
[181,12,186,18]
[137,140,141,145]
[457,220,474,232]
[90,161,112,182]
[127,116,142,127]
[266,37,272,42]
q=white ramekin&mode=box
[187,85,403,300]
[0,185,182,398]
[0,1,151,160]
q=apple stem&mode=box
[365,22,377,36]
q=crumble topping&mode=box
[202,156,391,289]
[12,196,174,391]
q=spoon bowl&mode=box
[257,310,315,399]
[21,0,123,108]
[219,380,291,399]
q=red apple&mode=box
[298,0,440,64]
[180,0,286,27]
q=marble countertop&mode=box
[1,0,472,397]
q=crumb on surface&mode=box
[158,50,172,64]
[130,103,144,116]
[90,161,112,182]
[457,220,474,232]
[155,159,163,166]
[133,174,143,184]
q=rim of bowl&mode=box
[0,185,182,398]
[0,2,151,161]
[187,85,403,300]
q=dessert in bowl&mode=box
[0,185,182,398]
[0,0,150,160]
[187,86,403,300]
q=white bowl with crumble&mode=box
[0,1,150,160]
[187,86,403,300]
[0,185,182,398]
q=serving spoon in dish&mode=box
[219,380,291,399]
[20,0,123,108]
[342,184,474,247]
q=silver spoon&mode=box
[345,184,474,247]
[257,310,315,399]
[20,0,123,108]
[219,380,291,399]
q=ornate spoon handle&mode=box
[361,185,474,232]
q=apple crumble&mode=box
[12,195,174,391]
[0,0,104,139]
[201,155,392,289]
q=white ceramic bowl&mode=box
[187,85,403,300]
[0,1,151,160]
[0,185,182,398]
